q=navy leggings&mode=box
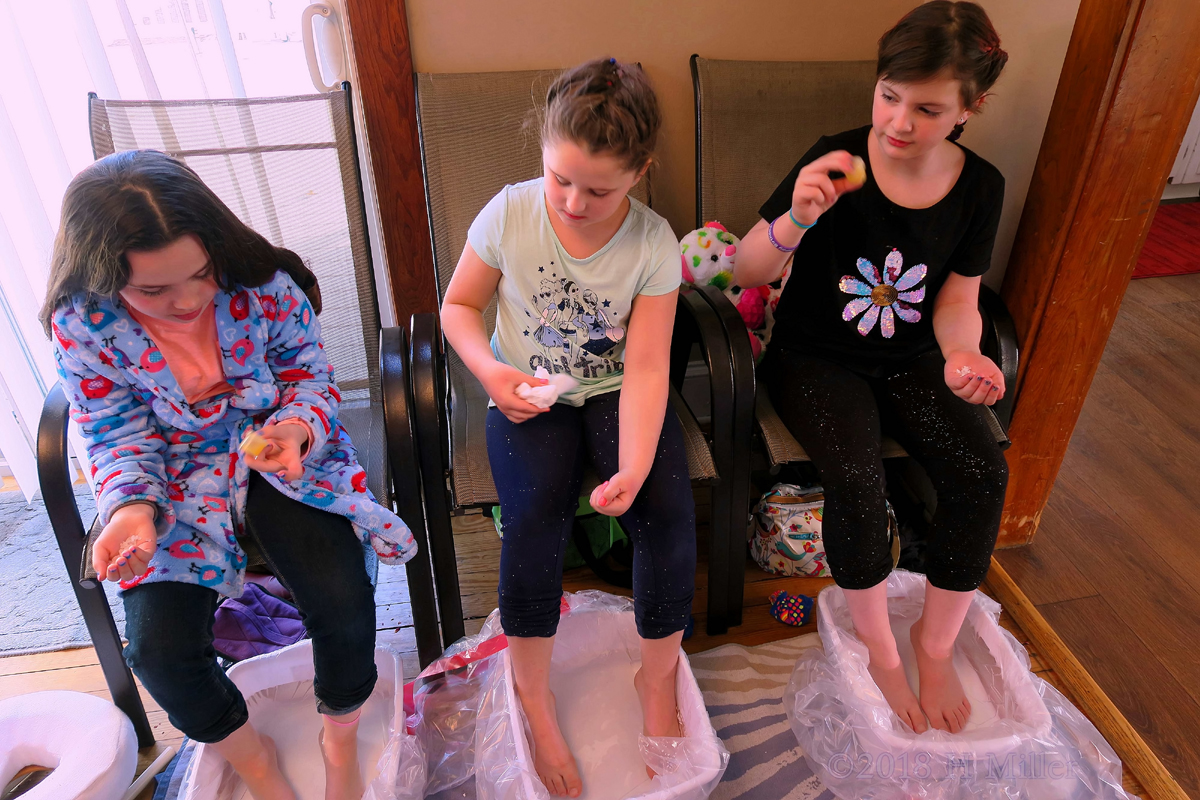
[764,348,1008,593]
[486,389,696,639]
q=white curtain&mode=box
[0,0,323,500]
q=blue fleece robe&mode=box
[51,270,416,596]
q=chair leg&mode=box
[410,314,466,647]
[37,386,154,748]
[381,326,443,667]
[697,286,757,630]
[677,290,735,635]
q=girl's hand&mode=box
[95,502,157,583]
[791,151,863,227]
[482,362,550,424]
[944,351,1005,406]
[590,471,645,518]
[242,423,308,480]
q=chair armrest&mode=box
[672,291,727,431]
[380,326,443,667]
[36,386,93,586]
[695,286,757,424]
[408,313,466,648]
[37,384,156,748]
[978,285,1019,430]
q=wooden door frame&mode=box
[343,0,439,326]
[998,0,1200,547]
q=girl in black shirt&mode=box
[735,1,1009,736]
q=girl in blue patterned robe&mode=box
[41,150,413,799]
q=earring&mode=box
[957,117,967,125]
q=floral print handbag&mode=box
[750,484,900,578]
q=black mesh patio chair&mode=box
[690,55,1018,621]
[399,68,755,649]
[36,85,436,747]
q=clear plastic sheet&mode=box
[783,570,1137,799]
[180,640,425,800]
[473,590,729,800]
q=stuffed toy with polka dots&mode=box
[680,221,791,361]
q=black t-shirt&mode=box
[759,125,1004,375]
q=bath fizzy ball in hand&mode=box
[843,156,867,188]
[769,589,814,627]
[240,429,270,459]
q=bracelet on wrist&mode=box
[788,208,816,230]
[767,217,799,253]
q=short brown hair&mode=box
[877,1,1008,113]
[541,57,662,173]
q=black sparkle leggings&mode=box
[486,389,696,639]
[764,348,1008,592]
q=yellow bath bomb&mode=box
[240,429,270,458]
[844,156,867,188]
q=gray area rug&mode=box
[691,635,833,800]
[0,486,126,655]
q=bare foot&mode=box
[319,727,364,800]
[866,655,928,734]
[234,735,297,800]
[517,686,582,798]
[910,618,971,733]
[634,666,682,778]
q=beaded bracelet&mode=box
[767,217,798,253]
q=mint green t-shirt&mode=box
[467,178,681,406]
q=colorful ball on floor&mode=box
[769,589,814,627]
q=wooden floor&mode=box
[996,272,1200,799]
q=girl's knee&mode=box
[634,597,692,639]
[305,581,375,644]
[499,594,562,638]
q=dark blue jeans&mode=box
[486,389,697,639]
[122,471,377,743]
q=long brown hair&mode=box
[40,149,320,334]
[541,57,662,173]
[877,1,1008,140]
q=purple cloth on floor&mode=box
[213,582,305,661]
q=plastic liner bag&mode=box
[474,590,729,800]
[404,615,513,795]
[783,569,1137,800]
[180,639,425,800]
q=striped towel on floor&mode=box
[690,635,835,800]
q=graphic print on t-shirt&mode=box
[524,266,626,377]
[838,248,928,339]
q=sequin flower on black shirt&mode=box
[839,248,927,338]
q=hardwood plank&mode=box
[1039,595,1200,799]
[0,646,99,676]
[987,561,1191,800]
[1054,375,1200,590]
[992,498,1098,606]
[1038,465,1200,710]
[997,0,1200,546]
